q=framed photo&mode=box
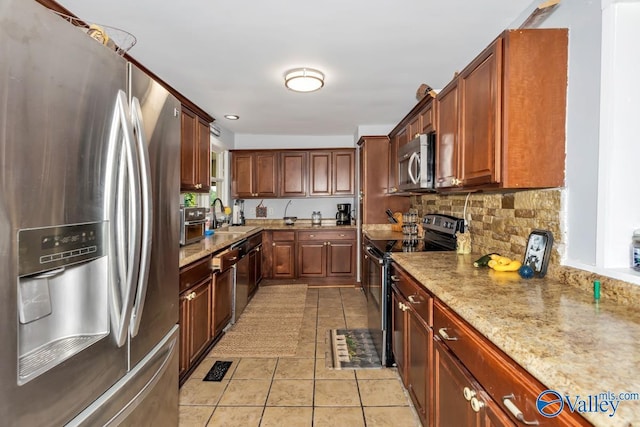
[524,230,553,277]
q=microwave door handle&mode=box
[408,152,420,184]
[130,96,152,338]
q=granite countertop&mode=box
[391,251,640,427]
[179,223,357,267]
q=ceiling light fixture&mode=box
[284,68,324,92]
[224,114,239,120]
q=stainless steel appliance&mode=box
[397,133,436,192]
[180,206,207,245]
[1,2,181,425]
[363,214,464,366]
[232,199,245,225]
[230,233,262,324]
[336,203,352,225]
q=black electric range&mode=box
[367,214,465,256]
[364,213,465,367]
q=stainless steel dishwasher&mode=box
[231,238,250,324]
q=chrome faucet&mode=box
[211,198,225,229]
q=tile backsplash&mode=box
[410,189,640,305]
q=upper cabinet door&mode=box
[458,38,501,188]
[254,152,278,197]
[309,151,332,196]
[280,151,308,197]
[180,106,210,192]
[435,81,460,189]
[309,150,355,196]
[332,150,355,195]
[231,152,255,198]
[180,108,198,189]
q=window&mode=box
[210,140,228,207]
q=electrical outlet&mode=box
[268,207,274,215]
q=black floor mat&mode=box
[202,360,233,381]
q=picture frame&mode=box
[524,230,553,277]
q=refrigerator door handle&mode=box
[129,96,152,338]
[105,90,142,348]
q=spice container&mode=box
[633,229,640,272]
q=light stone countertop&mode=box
[391,251,640,427]
[179,223,356,268]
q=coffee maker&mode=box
[232,199,245,225]
[336,203,352,225]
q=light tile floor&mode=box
[179,287,422,426]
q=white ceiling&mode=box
[55,0,534,136]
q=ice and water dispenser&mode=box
[17,222,109,385]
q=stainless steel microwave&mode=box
[397,133,435,191]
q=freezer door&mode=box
[128,64,181,367]
[0,1,130,425]
[67,326,179,427]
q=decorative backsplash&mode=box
[410,189,640,305]
[410,189,562,263]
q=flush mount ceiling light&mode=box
[224,114,239,120]
[284,68,325,92]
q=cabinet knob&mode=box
[470,397,485,413]
[272,242,276,246]
[438,328,458,341]
[463,387,476,401]
[327,242,331,246]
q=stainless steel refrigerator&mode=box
[0,0,181,425]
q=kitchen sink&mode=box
[214,225,258,234]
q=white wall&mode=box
[234,134,355,149]
[511,0,640,284]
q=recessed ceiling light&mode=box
[224,114,239,120]
[284,68,325,93]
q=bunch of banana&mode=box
[487,254,522,272]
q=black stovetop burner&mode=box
[368,214,465,254]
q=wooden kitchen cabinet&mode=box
[280,151,308,197]
[309,149,355,196]
[358,136,409,224]
[180,106,211,192]
[264,231,296,279]
[211,266,233,338]
[181,278,212,370]
[436,29,568,191]
[433,338,513,427]
[391,264,432,426]
[297,230,356,282]
[231,151,278,198]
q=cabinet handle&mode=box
[227,256,237,262]
[470,397,485,413]
[463,387,476,401]
[438,328,458,341]
[309,234,315,237]
[185,291,196,301]
[399,302,409,312]
[364,255,369,259]
[390,275,400,282]
[408,294,422,304]
[272,242,276,246]
[503,394,539,425]
[339,234,345,237]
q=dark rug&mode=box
[326,328,381,370]
[203,360,233,381]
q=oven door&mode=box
[365,245,389,366]
[181,221,205,246]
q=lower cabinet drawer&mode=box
[179,255,212,293]
[211,248,240,271]
[392,265,432,327]
[297,230,356,241]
